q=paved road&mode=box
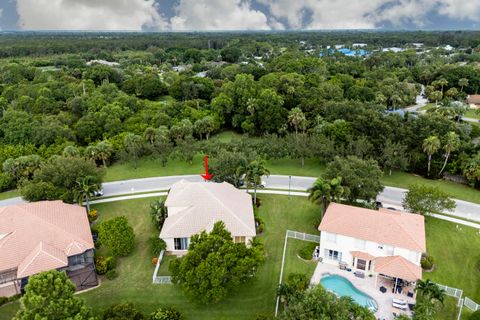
[2,174,480,222]
[404,85,428,113]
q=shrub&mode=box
[470,310,480,320]
[0,297,8,307]
[150,199,168,230]
[106,269,118,280]
[149,306,184,320]
[88,209,98,223]
[149,237,166,256]
[298,243,317,260]
[102,303,144,320]
[95,256,108,275]
[152,257,159,265]
[421,255,434,270]
[105,256,117,270]
[98,216,135,257]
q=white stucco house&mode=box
[159,180,256,254]
[318,203,426,284]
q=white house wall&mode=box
[319,232,421,267]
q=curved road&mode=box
[2,174,479,223]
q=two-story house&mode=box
[0,201,97,297]
[159,180,256,254]
[318,203,425,284]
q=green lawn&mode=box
[0,195,318,320]
[424,217,480,303]
[0,189,19,200]
[282,239,318,281]
[465,109,480,120]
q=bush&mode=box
[470,310,480,320]
[95,256,108,275]
[0,173,15,192]
[106,256,117,270]
[102,303,144,320]
[88,209,98,223]
[421,255,434,270]
[98,216,135,257]
[152,257,159,265]
[149,306,184,320]
[20,181,61,201]
[298,243,317,260]
[0,297,8,307]
[149,237,167,257]
[106,269,118,280]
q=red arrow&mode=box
[201,155,214,181]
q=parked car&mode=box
[93,189,104,197]
[238,177,267,188]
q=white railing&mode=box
[436,283,463,299]
[152,250,172,284]
[286,230,320,243]
[464,297,480,312]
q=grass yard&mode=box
[282,239,318,281]
[0,189,19,200]
[424,217,480,302]
[465,109,480,120]
[0,195,319,320]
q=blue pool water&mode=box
[320,274,378,311]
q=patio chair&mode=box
[392,298,408,310]
[354,271,365,278]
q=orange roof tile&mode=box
[374,255,422,281]
[319,203,426,252]
[350,251,376,261]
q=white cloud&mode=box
[170,0,272,30]
[16,0,168,30]
[438,0,480,21]
[258,0,480,29]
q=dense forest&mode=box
[0,31,479,201]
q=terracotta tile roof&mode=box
[467,95,480,105]
[0,201,94,278]
[319,203,426,252]
[350,251,376,261]
[374,255,422,281]
[160,180,256,238]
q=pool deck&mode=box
[311,262,416,320]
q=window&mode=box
[325,233,337,244]
[174,238,189,250]
[324,249,342,261]
[234,236,246,244]
[355,239,366,250]
[356,259,367,270]
[68,253,85,266]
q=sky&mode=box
[0,0,479,31]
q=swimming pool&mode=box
[320,274,378,311]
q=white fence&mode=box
[286,230,320,243]
[436,283,463,299]
[464,297,480,312]
[151,250,172,284]
[435,283,480,313]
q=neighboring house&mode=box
[467,95,480,108]
[159,180,256,254]
[318,203,425,284]
[0,201,97,297]
[86,59,120,67]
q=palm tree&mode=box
[415,279,445,317]
[458,78,469,92]
[429,91,443,106]
[62,145,80,158]
[308,177,344,220]
[74,176,99,213]
[390,94,402,111]
[288,107,306,136]
[245,159,270,205]
[84,145,98,163]
[95,141,113,168]
[422,136,440,176]
[438,131,460,176]
[435,78,448,95]
[144,127,157,145]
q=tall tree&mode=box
[13,270,94,320]
[381,140,408,175]
[73,175,100,212]
[169,222,264,304]
[422,135,441,177]
[403,184,455,215]
[124,133,144,169]
[96,140,113,167]
[438,131,460,176]
[323,156,384,203]
[307,176,344,220]
[245,159,270,205]
[287,107,306,136]
[458,78,469,92]
[414,280,445,319]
